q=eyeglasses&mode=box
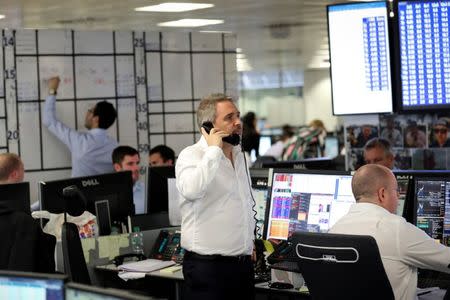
[434,128,448,134]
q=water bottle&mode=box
[131,226,144,255]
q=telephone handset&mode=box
[112,253,147,266]
[201,121,240,146]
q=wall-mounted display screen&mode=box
[328,1,393,115]
[398,1,450,111]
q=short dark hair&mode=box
[94,101,117,129]
[0,153,22,181]
[364,137,392,156]
[112,146,139,165]
[149,145,175,162]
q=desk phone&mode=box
[150,230,185,264]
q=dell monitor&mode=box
[0,182,30,214]
[0,270,66,300]
[264,169,355,240]
[39,171,134,226]
[262,157,335,170]
[328,1,393,115]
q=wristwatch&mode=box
[48,88,57,95]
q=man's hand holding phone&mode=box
[201,122,229,148]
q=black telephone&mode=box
[112,253,147,266]
[201,121,240,146]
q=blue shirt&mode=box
[133,181,145,214]
[43,95,118,177]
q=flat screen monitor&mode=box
[39,171,134,224]
[414,177,450,245]
[328,1,393,115]
[258,135,273,157]
[0,270,66,300]
[398,1,450,111]
[66,282,150,300]
[0,182,30,214]
[395,174,411,218]
[324,136,339,159]
[250,168,271,238]
[264,169,355,240]
[145,166,181,226]
[262,157,334,170]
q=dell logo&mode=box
[82,179,100,187]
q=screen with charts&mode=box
[398,1,450,111]
[328,1,393,115]
[264,170,355,240]
[395,174,410,217]
[414,177,450,245]
[0,271,65,300]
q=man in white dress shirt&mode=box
[176,93,255,300]
[44,77,118,177]
[329,164,450,300]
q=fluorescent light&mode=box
[158,19,223,27]
[236,53,246,59]
[0,15,5,20]
[135,3,213,12]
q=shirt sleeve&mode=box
[398,221,450,273]
[43,95,81,150]
[175,145,222,201]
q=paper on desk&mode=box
[118,272,146,281]
[118,259,176,273]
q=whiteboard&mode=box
[5,30,237,202]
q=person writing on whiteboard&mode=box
[43,76,118,177]
[176,93,255,300]
[112,146,144,214]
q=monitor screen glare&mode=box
[265,171,355,240]
[328,1,393,115]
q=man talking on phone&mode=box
[176,93,255,300]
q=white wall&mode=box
[303,69,341,132]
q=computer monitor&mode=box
[0,182,30,214]
[250,168,271,238]
[324,136,339,158]
[327,1,393,115]
[413,176,450,245]
[264,169,355,240]
[66,282,150,300]
[258,135,273,157]
[39,171,134,224]
[0,270,66,300]
[145,166,181,225]
[397,0,450,111]
[395,174,411,218]
[261,157,335,170]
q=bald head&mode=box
[0,153,24,184]
[352,164,399,214]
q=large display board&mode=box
[0,29,236,200]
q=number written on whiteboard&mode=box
[7,130,19,140]
[138,144,150,153]
[137,103,148,113]
[2,36,14,47]
[4,69,16,80]
[134,38,144,48]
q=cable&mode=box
[241,145,261,240]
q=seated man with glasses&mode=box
[43,76,118,177]
[430,118,450,148]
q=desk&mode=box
[96,264,311,300]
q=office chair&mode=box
[291,232,394,300]
[61,185,91,284]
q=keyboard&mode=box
[270,261,302,273]
[418,270,450,289]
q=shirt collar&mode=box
[350,202,391,214]
[89,128,108,135]
[199,136,243,156]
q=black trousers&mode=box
[182,252,255,300]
